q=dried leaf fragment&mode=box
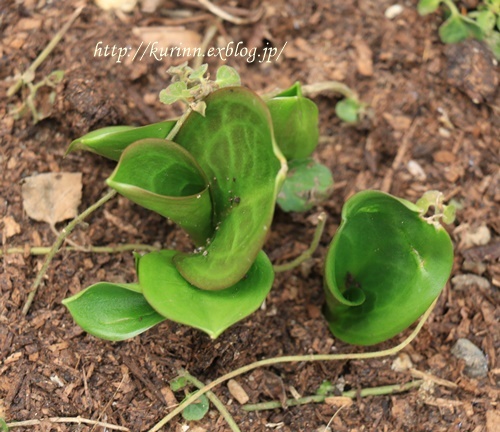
[22,172,82,226]
[2,216,21,238]
[227,379,249,404]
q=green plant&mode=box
[61,64,454,348]
[418,0,500,58]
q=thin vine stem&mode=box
[1,244,159,256]
[273,212,326,273]
[182,371,241,432]
[147,299,437,431]
[242,380,424,411]
[22,189,117,315]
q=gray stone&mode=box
[451,338,489,378]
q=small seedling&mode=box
[9,70,65,124]
[418,0,500,58]
[323,190,454,345]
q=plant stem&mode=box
[242,380,424,411]
[22,189,117,315]
[181,371,241,432]
[1,244,158,256]
[441,0,461,16]
[7,6,83,97]
[273,212,326,273]
[147,299,437,432]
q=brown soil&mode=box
[1,1,499,431]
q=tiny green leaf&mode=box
[66,120,176,160]
[62,283,165,341]
[335,98,361,124]
[316,381,334,396]
[439,15,470,43]
[267,86,319,160]
[188,63,209,81]
[215,65,241,88]
[159,81,192,105]
[181,393,209,421]
[324,190,453,346]
[170,376,188,392]
[417,0,442,15]
[277,159,334,212]
[46,70,65,86]
[106,138,213,246]
[140,250,274,338]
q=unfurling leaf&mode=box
[323,190,453,345]
[172,87,287,290]
[106,138,212,246]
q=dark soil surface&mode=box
[1,1,499,431]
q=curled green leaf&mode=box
[173,87,287,290]
[66,120,176,160]
[277,159,334,212]
[159,81,192,105]
[62,283,165,341]
[106,138,213,246]
[140,250,274,339]
[324,190,453,346]
[267,82,319,160]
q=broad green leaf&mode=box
[324,190,453,346]
[267,86,319,160]
[277,159,334,212]
[66,120,176,161]
[439,15,469,43]
[335,98,361,124]
[106,138,212,246]
[140,250,274,338]
[182,393,209,421]
[215,65,241,88]
[62,283,165,341]
[417,0,442,15]
[172,87,287,290]
[159,81,192,105]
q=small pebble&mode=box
[451,338,488,378]
[385,4,404,19]
[451,274,491,291]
